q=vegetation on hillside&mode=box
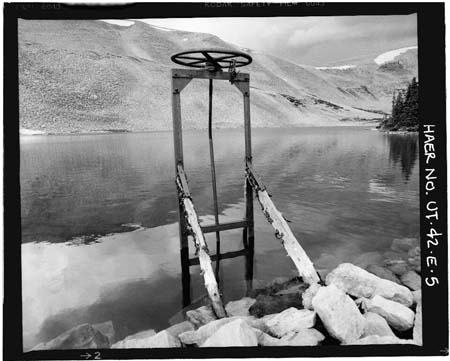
[379,77,419,131]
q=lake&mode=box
[20,127,419,350]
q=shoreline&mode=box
[19,121,379,137]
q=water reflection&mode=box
[21,127,420,350]
[387,133,418,181]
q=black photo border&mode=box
[4,2,448,360]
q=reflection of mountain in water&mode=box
[388,134,418,181]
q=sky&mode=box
[104,14,417,66]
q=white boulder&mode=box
[186,305,217,327]
[360,295,415,331]
[326,263,413,306]
[111,329,156,348]
[252,327,324,346]
[225,297,256,317]
[112,330,180,348]
[280,328,325,346]
[362,312,395,338]
[312,284,366,343]
[179,316,250,345]
[302,284,321,310]
[165,321,195,337]
[252,327,281,346]
[265,307,316,337]
[200,319,258,347]
[252,327,283,346]
[247,313,277,334]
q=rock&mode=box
[391,238,419,252]
[125,329,156,340]
[252,328,282,346]
[366,265,400,284]
[345,335,415,345]
[179,316,249,345]
[225,297,256,317]
[385,260,410,277]
[246,314,276,334]
[200,319,258,347]
[112,330,180,348]
[400,271,421,291]
[408,246,421,257]
[249,293,304,317]
[32,324,110,350]
[92,321,115,344]
[311,284,365,343]
[279,328,325,346]
[412,290,421,304]
[362,312,395,338]
[112,329,156,346]
[407,256,421,273]
[353,252,383,269]
[252,327,324,346]
[186,305,217,327]
[165,321,195,338]
[265,307,316,337]
[359,295,415,331]
[302,284,321,310]
[413,301,422,345]
[326,263,413,306]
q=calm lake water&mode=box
[20,127,419,350]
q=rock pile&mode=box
[32,238,422,349]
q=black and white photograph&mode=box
[3,2,447,359]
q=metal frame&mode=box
[172,68,254,307]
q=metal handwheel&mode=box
[171,49,252,71]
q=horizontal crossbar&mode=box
[201,220,248,234]
[172,68,249,82]
[189,248,249,266]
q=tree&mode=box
[382,78,419,131]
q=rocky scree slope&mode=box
[19,20,418,133]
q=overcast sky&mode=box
[106,14,417,66]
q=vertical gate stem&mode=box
[208,78,221,282]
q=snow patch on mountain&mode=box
[374,46,418,65]
[315,65,356,70]
[100,20,135,27]
[147,24,175,32]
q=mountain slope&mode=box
[18,20,418,133]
